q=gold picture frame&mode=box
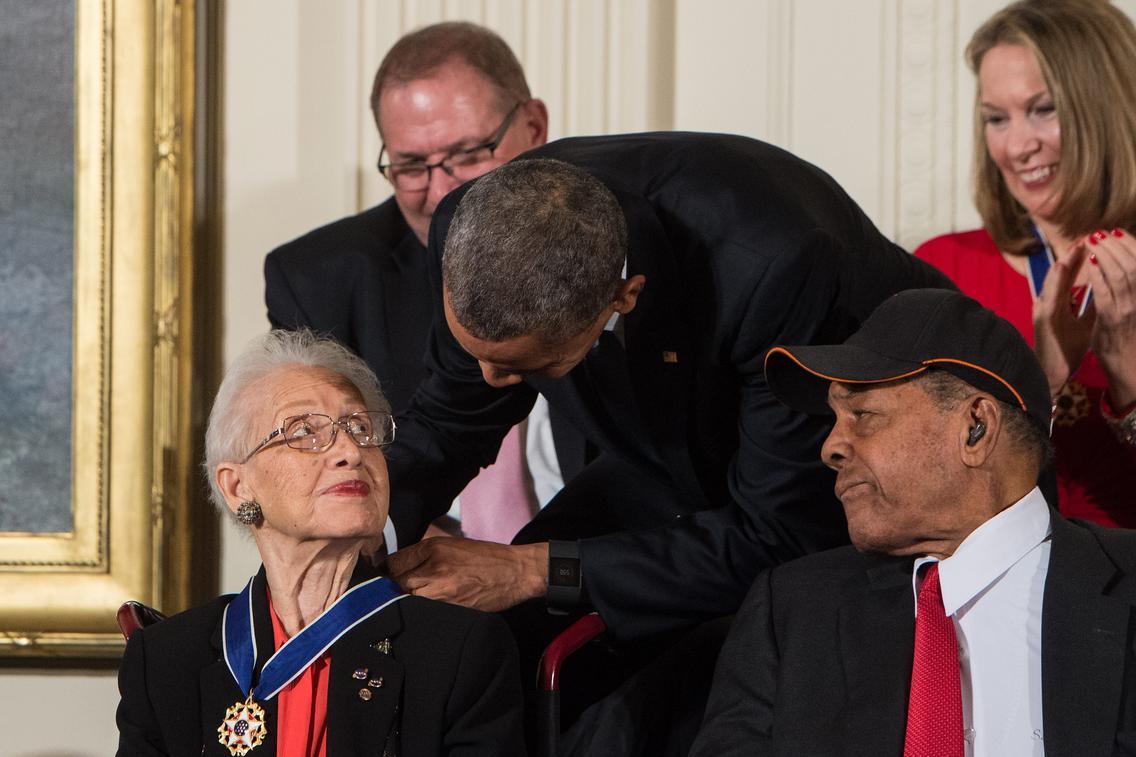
[0,0,217,662]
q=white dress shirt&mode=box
[912,487,1052,757]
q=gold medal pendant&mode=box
[217,693,268,756]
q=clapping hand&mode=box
[1033,241,1093,397]
[1085,229,1136,408]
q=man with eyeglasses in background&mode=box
[265,22,574,544]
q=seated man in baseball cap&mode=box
[691,288,1136,757]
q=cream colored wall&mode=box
[6,1,1136,752]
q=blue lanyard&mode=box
[1025,224,1054,300]
[222,574,405,700]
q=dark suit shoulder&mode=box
[395,595,513,649]
[529,132,845,222]
[390,596,519,699]
[1058,517,1136,586]
[760,546,909,617]
[768,544,870,583]
[133,594,230,653]
[267,199,411,270]
[1067,518,1136,554]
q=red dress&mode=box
[916,229,1136,527]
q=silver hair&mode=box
[202,329,389,512]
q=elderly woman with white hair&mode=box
[115,329,525,757]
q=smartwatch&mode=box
[547,540,582,613]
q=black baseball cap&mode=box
[764,288,1051,431]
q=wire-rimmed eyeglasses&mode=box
[377,102,525,191]
[241,411,396,463]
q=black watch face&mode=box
[549,557,580,587]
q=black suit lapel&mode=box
[1042,514,1129,756]
[326,600,406,757]
[840,556,914,756]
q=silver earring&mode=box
[236,500,263,525]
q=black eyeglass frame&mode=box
[377,101,525,189]
[241,411,397,464]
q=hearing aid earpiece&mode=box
[966,422,987,447]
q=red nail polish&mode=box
[1089,236,1099,246]
[1113,229,1125,237]
[1090,253,1099,265]
[1070,284,1088,309]
[1093,230,1107,241]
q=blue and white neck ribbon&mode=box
[1026,223,1055,300]
[222,575,406,700]
[1026,223,1093,316]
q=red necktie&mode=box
[904,562,964,757]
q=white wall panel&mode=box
[673,0,773,138]
[671,0,1136,247]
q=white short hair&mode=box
[202,329,388,511]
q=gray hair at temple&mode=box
[370,21,531,138]
[916,370,1053,473]
[202,329,389,511]
[442,158,628,343]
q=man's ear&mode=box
[215,463,249,517]
[613,274,647,316]
[520,98,549,147]
[959,395,1002,467]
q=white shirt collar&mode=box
[913,487,1051,616]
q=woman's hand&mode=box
[1033,242,1093,397]
[1086,229,1136,408]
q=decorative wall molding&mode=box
[895,0,961,248]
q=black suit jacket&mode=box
[385,132,955,639]
[116,568,526,756]
[265,199,433,413]
[690,513,1136,756]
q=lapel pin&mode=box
[358,688,373,701]
[372,639,393,655]
[662,351,679,364]
[368,677,384,688]
[352,667,368,680]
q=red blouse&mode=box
[269,597,330,757]
[916,229,1136,527]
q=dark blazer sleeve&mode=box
[117,630,171,757]
[689,570,779,757]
